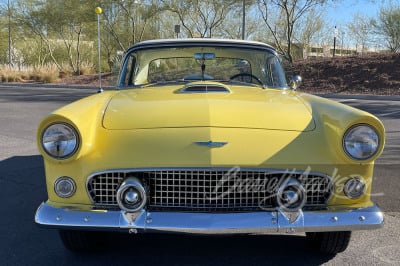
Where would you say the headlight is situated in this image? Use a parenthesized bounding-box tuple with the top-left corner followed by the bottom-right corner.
(343, 124, 379, 160)
(42, 123, 79, 159)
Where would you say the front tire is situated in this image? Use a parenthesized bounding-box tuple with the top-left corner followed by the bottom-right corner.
(306, 231, 351, 254)
(59, 230, 106, 252)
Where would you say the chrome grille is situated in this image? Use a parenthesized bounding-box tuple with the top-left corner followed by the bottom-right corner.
(146, 170, 274, 211)
(87, 169, 332, 211)
(87, 172, 124, 206)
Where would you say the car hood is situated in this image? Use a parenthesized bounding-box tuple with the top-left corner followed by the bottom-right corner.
(102, 85, 315, 131)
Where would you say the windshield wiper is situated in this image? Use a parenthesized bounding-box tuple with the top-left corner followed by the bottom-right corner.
(221, 80, 266, 89)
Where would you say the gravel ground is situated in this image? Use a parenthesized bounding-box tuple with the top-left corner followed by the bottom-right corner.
(292, 53, 400, 96)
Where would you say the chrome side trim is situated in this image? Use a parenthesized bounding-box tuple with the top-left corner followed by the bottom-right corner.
(35, 203, 383, 234)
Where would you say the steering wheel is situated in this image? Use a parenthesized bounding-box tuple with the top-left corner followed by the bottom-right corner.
(229, 73, 263, 85)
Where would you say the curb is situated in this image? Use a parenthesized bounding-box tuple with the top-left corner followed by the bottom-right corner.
(0, 82, 113, 90)
(315, 93, 400, 101)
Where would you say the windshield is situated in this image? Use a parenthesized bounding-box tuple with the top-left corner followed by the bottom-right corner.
(118, 46, 288, 89)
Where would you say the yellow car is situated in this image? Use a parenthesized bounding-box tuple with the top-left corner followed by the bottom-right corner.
(35, 39, 385, 254)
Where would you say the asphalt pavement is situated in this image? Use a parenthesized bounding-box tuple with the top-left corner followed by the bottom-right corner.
(0, 84, 399, 265)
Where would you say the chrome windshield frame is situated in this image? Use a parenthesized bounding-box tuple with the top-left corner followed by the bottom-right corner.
(116, 39, 288, 90)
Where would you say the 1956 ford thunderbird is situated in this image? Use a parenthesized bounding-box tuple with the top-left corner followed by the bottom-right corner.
(35, 39, 385, 254)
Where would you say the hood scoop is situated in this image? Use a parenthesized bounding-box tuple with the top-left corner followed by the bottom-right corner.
(180, 84, 230, 93)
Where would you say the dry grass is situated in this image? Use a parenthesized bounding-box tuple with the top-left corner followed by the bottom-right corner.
(60, 61, 95, 76)
(0, 65, 22, 82)
(34, 64, 59, 83)
(0, 62, 95, 84)
(0, 64, 59, 83)
(79, 61, 95, 75)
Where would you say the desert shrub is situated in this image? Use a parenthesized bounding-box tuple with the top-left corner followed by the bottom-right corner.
(30, 64, 59, 83)
(60, 63, 73, 77)
(0, 65, 19, 82)
(0, 63, 62, 83)
(79, 61, 95, 75)
(41, 64, 59, 83)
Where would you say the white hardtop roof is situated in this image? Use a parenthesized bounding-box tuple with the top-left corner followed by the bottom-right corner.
(128, 38, 276, 52)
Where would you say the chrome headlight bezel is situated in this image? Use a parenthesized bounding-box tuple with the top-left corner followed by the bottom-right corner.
(41, 123, 80, 159)
(343, 124, 380, 161)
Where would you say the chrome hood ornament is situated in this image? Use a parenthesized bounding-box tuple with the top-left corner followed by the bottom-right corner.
(194, 141, 228, 148)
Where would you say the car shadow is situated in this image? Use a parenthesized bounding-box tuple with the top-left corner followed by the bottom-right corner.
(78, 233, 337, 266)
(0, 155, 336, 265)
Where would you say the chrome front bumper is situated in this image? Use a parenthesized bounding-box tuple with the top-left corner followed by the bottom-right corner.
(35, 202, 383, 234)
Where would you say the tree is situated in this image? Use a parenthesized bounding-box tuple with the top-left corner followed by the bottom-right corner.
(98, 0, 162, 72)
(371, 4, 400, 52)
(14, 0, 97, 73)
(0, 0, 19, 65)
(112, 1, 160, 47)
(14, 0, 62, 68)
(0, 2, 9, 64)
(296, 8, 324, 56)
(257, 0, 329, 62)
(347, 14, 374, 54)
(216, 1, 259, 39)
(44, 0, 97, 74)
(162, 0, 243, 38)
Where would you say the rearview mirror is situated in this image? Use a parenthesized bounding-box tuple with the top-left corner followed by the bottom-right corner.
(194, 53, 216, 60)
